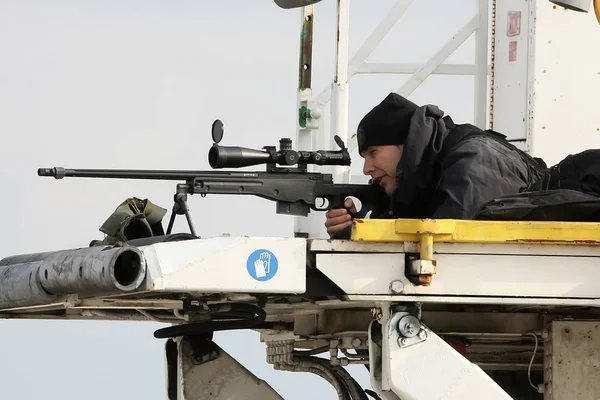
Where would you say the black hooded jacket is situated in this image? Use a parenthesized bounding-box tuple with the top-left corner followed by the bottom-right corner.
(371, 104, 546, 220)
(344, 103, 546, 230)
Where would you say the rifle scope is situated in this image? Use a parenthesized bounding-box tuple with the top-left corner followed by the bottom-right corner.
(208, 137, 351, 169)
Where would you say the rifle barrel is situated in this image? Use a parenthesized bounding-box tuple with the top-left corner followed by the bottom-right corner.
(37, 167, 234, 181)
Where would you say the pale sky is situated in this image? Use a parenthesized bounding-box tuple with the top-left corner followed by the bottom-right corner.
(0, 1, 477, 398)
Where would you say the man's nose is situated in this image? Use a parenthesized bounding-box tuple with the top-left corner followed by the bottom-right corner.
(363, 159, 374, 175)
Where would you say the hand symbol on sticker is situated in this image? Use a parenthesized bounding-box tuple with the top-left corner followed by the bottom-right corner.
(254, 259, 267, 278)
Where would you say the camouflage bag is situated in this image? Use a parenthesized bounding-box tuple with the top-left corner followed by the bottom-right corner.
(90, 197, 167, 246)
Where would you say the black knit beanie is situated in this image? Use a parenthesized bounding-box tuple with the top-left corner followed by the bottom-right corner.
(357, 92, 419, 154)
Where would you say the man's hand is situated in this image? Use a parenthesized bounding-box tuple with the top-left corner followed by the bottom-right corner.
(325, 198, 357, 238)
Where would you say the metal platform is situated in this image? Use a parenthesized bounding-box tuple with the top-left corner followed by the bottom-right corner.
(313, 218, 600, 305)
(2, 218, 600, 399)
(2, 218, 600, 324)
(2, 218, 600, 315)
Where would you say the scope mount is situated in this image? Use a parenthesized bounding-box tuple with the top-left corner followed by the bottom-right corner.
(261, 136, 347, 173)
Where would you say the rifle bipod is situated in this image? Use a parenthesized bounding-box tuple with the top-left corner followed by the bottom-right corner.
(166, 184, 198, 237)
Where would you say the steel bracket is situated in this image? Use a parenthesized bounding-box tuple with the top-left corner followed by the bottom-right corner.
(298, 94, 323, 131)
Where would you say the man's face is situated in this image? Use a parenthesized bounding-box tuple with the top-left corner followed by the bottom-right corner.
(361, 144, 403, 196)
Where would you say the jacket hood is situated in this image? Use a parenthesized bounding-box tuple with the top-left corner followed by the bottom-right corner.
(389, 104, 453, 217)
(357, 92, 419, 154)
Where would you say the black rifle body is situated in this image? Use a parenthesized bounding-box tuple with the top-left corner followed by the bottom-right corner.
(38, 167, 388, 217)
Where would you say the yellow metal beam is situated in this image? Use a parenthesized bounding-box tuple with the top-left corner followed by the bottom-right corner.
(350, 218, 600, 245)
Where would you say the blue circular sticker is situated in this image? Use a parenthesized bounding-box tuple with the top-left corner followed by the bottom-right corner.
(246, 249, 278, 282)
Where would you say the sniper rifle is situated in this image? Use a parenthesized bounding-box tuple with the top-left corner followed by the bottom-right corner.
(37, 119, 388, 236)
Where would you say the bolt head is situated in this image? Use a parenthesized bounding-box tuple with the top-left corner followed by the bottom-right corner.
(542, 330, 549, 339)
(390, 280, 404, 294)
(398, 315, 421, 338)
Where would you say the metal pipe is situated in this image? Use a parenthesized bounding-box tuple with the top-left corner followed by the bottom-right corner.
(294, 4, 316, 239)
(298, 6, 314, 90)
(0, 261, 57, 308)
(475, 0, 490, 129)
(438, 332, 542, 338)
(331, 0, 350, 185)
(0, 245, 146, 307)
(476, 362, 544, 371)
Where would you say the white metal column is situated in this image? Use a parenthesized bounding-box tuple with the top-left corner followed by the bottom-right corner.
(294, 4, 319, 238)
(331, 0, 351, 185)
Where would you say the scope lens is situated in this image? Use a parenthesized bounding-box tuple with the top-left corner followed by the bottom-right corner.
(208, 146, 220, 168)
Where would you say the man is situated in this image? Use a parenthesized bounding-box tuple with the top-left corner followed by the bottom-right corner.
(325, 92, 546, 238)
